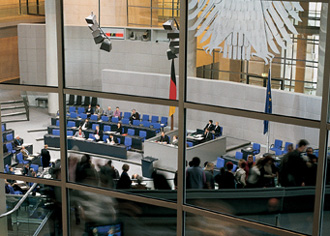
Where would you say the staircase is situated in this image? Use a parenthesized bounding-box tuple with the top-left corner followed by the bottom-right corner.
(0, 98, 29, 123)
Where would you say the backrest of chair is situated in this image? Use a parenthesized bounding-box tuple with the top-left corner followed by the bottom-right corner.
(91, 97, 97, 107)
(53, 129, 60, 135)
(92, 124, 99, 130)
(6, 142, 12, 151)
(30, 164, 39, 173)
(160, 116, 168, 126)
(69, 106, 76, 113)
(104, 125, 111, 132)
(17, 152, 23, 162)
(142, 114, 149, 121)
(274, 139, 283, 149)
(132, 120, 140, 126)
(127, 128, 135, 136)
(5, 164, 9, 173)
(83, 96, 90, 106)
(112, 117, 119, 123)
(67, 130, 74, 136)
(56, 120, 60, 126)
(275, 149, 283, 156)
(101, 116, 109, 122)
(117, 138, 121, 144)
(284, 142, 293, 151)
(91, 115, 98, 121)
(139, 130, 147, 138)
(253, 143, 260, 151)
(235, 152, 243, 160)
(2, 124, 5, 132)
(152, 123, 161, 129)
(216, 157, 225, 168)
(233, 164, 237, 172)
(6, 133, 13, 141)
(151, 115, 159, 123)
(121, 118, 130, 125)
(89, 133, 95, 140)
(67, 121, 76, 127)
(142, 121, 150, 127)
(70, 112, 78, 118)
(103, 135, 109, 142)
(79, 113, 87, 119)
(78, 107, 85, 114)
(124, 112, 131, 119)
(187, 141, 193, 147)
(125, 137, 132, 146)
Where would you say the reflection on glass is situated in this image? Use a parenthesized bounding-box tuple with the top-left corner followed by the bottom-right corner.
(185, 110, 318, 235)
(1, 91, 59, 180)
(2, 179, 62, 235)
(69, 189, 176, 235)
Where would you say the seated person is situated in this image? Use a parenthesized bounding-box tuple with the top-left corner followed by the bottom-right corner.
(115, 122, 123, 134)
(21, 146, 30, 159)
(106, 134, 118, 145)
(158, 131, 170, 144)
(104, 106, 113, 117)
(213, 122, 221, 136)
(74, 128, 85, 138)
(113, 106, 121, 118)
(129, 109, 140, 122)
(94, 104, 103, 119)
(204, 120, 215, 131)
(171, 135, 178, 146)
(203, 128, 213, 141)
(80, 118, 91, 130)
(93, 125, 103, 142)
(14, 135, 24, 147)
(85, 104, 93, 118)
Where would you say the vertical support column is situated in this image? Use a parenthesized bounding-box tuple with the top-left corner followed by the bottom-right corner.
(294, 2, 309, 93)
(45, 0, 59, 115)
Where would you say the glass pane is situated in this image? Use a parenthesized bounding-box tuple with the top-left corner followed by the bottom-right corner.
(1, 179, 62, 235)
(1, 90, 59, 180)
(53, 95, 178, 200)
(185, 109, 318, 235)
(322, 134, 330, 235)
(187, 1, 326, 120)
(186, 212, 278, 236)
(69, 189, 176, 235)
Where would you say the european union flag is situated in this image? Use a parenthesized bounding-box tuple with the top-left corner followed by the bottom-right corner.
(263, 69, 272, 134)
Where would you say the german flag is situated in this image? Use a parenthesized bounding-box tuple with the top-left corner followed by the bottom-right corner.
(169, 59, 176, 117)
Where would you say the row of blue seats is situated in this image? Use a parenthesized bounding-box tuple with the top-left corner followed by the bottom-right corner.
(216, 155, 257, 171)
(270, 139, 293, 155)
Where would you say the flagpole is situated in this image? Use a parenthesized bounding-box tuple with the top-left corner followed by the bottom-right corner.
(267, 61, 272, 153)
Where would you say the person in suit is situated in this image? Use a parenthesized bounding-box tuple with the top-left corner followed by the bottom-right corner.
(80, 118, 91, 130)
(129, 109, 140, 123)
(116, 164, 132, 189)
(203, 128, 213, 142)
(94, 104, 103, 119)
(41, 144, 51, 168)
(104, 106, 113, 117)
(74, 128, 85, 138)
(93, 125, 103, 142)
(213, 121, 221, 137)
(14, 135, 23, 147)
(115, 122, 123, 134)
(204, 120, 215, 131)
(85, 104, 93, 118)
(107, 134, 118, 145)
(159, 131, 170, 144)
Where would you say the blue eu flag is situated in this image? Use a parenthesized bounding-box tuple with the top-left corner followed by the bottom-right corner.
(263, 69, 272, 134)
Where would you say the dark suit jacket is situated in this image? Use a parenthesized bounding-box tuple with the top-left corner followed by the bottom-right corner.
(214, 126, 221, 136)
(117, 172, 132, 189)
(130, 112, 140, 121)
(41, 149, 51, 167)
(14, 138, 23, 147)
(80, 121, 91, 130)
(107, 136, 118, 144)
(203, 132, 213, 141)
(94, 130, 103, 141)
(204, 123, 215, 131)
(115, 126, 123, 134)
(160, 135, 170, 144)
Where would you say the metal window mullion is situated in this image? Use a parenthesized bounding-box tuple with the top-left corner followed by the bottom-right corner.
(312, 3, 330, 236)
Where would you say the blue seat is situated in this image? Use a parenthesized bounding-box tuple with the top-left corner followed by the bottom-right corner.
(124, 112, 131, 119)
(92, 124, 99, 130)
(89, 133, 95, 140)
(216, 157, 225, 168)
(112, 117, 119, 123)
(139, 130, 147, 141)
(220, 127, 223, 136)
(52, 129, 60, 136)
(67, 121, 76, 128)
(2, 124, 5, 132)
(6, 133, 13, 142)
(124, 137, 132, 150)
(141, 121, 150, 128)
(151, 123, 161, 133)
(127, 128, 135, 136)
(160, 116, 168, 127)
(132, 120, 140, 126)
(78, 107, 85, 114)
(67, 130, 74, 136)
(8, 184, 22, 195)
(17, 152, 29, 164)
(314, 149, 319, 157)
(142, 114, 149, 121)
(70, 112, 78, 118)
(117, 138, 121, 144)
(235, 152, 243, 160)
(151, 115, 159, 123)
(232, 164, 237, 172)
(270, 139, 283, 152)
(91, 114, 98, 121)
(101, 116, 109, 122)
(6, 142, 15, 154)
(79, 113, 87, 119)
(56, 120, 60, 126)
(187, 141, 193, 147)
(103, 135, 109, 142)
(252, 143, 261, 155)
(121, 118, 130, 125)
(30, 164, 39, 173)
(5, 164, 10, 173)
(104, 125, 111, 132)
(283, 142, 293, 154)
(69, 106, 76, 113)
(274, 149, 283, 156)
